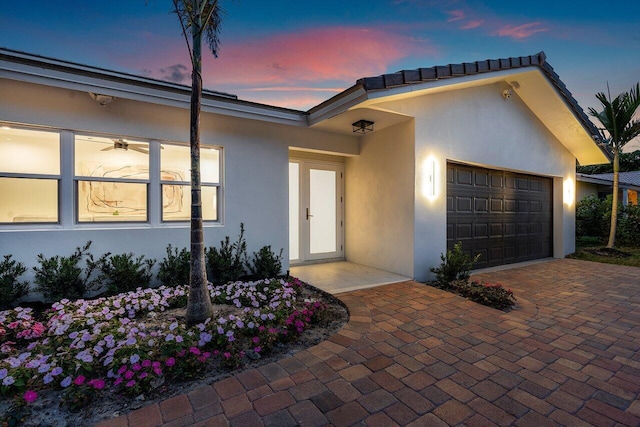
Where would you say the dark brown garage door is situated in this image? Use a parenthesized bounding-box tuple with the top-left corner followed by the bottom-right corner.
(447, 162, 553, 269)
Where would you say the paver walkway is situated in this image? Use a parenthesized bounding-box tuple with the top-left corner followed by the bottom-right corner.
(98, 259, 640, 426)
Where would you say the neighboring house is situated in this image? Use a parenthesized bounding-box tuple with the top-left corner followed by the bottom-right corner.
(577, 172, 640, 206)
(0, 49, 609, 282)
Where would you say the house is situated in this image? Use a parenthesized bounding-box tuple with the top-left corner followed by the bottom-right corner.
(577, 172, 640, 206)
(0, 49, 609, 283)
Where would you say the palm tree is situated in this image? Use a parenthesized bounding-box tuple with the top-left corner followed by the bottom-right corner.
(172, 0, 223, 325)
(588, 83, 640, 248)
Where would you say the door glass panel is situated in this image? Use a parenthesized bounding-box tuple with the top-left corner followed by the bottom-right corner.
(309, 169, 336, 254)
(289, 163, 300, 260)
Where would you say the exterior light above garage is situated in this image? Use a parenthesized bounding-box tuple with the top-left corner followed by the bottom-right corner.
(563, 177, 574, 206)
(422, 156, 439, 200)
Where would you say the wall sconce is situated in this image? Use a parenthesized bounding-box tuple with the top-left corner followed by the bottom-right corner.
(89, 92, 116, 106)
(352, 120, 374, 134)
(422, 156, 438, 200)
(502, 89, 513, 100)
(563, 177, 574, 207)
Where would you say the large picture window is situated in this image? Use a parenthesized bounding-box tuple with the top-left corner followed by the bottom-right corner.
(75, 135, 149, 222)
(0, 127, 60, 223)
(161, 144, 220, 221)
(0, 126, 222, 228)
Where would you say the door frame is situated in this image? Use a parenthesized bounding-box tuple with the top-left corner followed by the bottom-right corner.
(289, 158, 344, 265)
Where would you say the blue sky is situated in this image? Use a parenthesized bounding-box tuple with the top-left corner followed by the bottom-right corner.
(1, 0, 639, 143)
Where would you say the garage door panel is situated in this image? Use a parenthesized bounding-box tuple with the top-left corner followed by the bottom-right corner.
(475, 198, 489, 212)
(447, 162, 553, 268)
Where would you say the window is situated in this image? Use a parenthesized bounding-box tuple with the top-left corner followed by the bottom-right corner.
(160, 144, 220, 221)
(75, 135, 149, 222)
(1, 126, 222, 228)
(0, 127, 60, 223)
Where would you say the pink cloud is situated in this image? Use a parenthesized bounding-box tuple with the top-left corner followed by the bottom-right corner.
(123, 26, 437, 109)
(460, 19, 484, 30)
(199, 26, 436, 87)
(494, 22, 549, 40)
(447, 9, 465, 22)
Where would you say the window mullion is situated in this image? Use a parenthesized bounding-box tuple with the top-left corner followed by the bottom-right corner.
(60, 130, 74, 228)
(149, 140, 161, 226)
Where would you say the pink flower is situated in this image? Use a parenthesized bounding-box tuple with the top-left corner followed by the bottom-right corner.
(117, 365, 127, 375)
(153, 367, 162, 376)
(223, 352, 231, 359)
(165, 357, 176, 367)
(132, 363, 142, 372)
(73, 375, 86, 386)
(189, 347, 201, 356)
(141, 359, 152, 368)
(139, 372, 148, 379)
(88, 379, 105, 390)
(114, 378, 123, 386)
(126, 380, 136, 387)
(23, 390, 38, 403)
(252, 336, 260, 343)
(124, 370, 134, 380)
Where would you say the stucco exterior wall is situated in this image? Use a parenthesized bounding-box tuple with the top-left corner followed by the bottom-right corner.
(0, 79, 356, 285)
(344, 121, 415, 277)
(577, 181, 599, 201)
(377, 82, 577, 281)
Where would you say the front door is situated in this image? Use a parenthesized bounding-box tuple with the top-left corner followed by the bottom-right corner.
(289, 160, 344, 263)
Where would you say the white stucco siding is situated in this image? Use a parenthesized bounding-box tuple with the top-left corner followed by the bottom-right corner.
(345, 121, 415, 277)
(378, 83, 577, 280)
(0, 79, 354, 285)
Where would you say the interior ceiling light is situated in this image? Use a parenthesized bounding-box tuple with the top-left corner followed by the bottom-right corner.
(352, 119, 374, 134)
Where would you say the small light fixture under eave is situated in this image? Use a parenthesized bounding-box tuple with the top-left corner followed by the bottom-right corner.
(352, 120, 374, 134)
(563, 177, 574, 207)
(422, 156, 439, 200)
(89, 92, 116, 106)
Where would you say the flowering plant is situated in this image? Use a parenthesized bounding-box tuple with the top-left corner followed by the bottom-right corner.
(0, 277, 327, 410)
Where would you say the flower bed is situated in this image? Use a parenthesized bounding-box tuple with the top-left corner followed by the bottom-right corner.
(448, 280, 516, 311)
(0, 277, 335, 422)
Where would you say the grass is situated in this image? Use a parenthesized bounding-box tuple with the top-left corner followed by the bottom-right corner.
(568, 239, 640, 267)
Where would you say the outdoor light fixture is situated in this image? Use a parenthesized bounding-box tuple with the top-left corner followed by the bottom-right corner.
(502, 89, 513, 99)
(422, 156, 438, 200)
(89, 92, 116, 106)
(352, 120, 374, 134)
(563, 177, 574, 207)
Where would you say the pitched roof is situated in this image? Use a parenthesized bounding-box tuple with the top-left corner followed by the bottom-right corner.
(355, 51, 603, 145)
(579, 171, 640, 187)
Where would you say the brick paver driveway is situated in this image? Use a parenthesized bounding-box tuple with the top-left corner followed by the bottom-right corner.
(99, 259, 640, 426)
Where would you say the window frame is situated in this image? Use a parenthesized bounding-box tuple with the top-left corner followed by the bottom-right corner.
(0, 126, 62, 225)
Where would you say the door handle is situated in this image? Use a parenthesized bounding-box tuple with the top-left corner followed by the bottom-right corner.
(306, 208, 313, 220)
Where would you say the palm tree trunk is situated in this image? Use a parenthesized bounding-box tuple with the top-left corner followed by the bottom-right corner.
(186, 3, 214, 325)
(607, 149, 620, 248)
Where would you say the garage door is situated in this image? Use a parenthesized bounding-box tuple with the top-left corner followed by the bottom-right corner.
(447, 162, 553, 269)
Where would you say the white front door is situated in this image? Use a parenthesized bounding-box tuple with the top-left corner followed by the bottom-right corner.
(289, 160, 344, 263)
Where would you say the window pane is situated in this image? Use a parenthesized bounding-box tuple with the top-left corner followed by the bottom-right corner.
(78, 181, 147, 222)
(0, 178, 58, 223)
(0, 128, 60, 174)
(161, 144, 220, 183)
(162, 184, 217, 221)
(75, 135, 149, 179)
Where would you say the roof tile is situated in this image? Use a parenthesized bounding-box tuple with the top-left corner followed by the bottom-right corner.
(420, 67, 437, 81)
(435, 65, 452, 78)
(451, 63, 465, 76)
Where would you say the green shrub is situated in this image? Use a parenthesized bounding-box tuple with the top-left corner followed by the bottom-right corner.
(430, 242, 480, 289)
(158, 245, 190, 287)
(618, 204, 640, 247)
(451, 280, 516, 310)
(576, 195, 608, 240)
(91, 252, 155, 296)
(206, 223, 248, 285)
(0, 255, 29, 310)
(33, 242, 97, 302)
(247, 246, 283, 280)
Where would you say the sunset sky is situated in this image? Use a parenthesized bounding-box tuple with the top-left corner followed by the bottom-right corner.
(1, 0, 639, 140)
